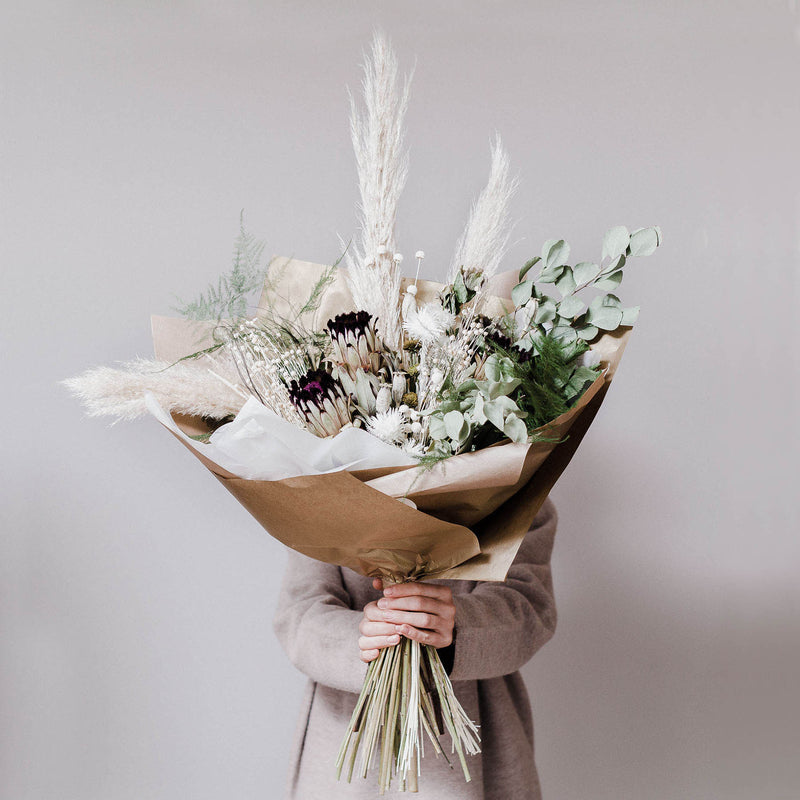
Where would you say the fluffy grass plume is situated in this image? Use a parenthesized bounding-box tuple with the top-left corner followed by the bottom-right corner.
(63, 358, 246, 422)
(344, 31, 411, 349)
(449, 136, 518, 284)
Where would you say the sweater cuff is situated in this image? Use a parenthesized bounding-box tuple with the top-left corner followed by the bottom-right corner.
(447, 593, 484, 681)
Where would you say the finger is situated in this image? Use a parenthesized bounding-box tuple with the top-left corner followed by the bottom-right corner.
(378, 595, 454, 619)
(383, 582, 452, 602)
(382, 609, 446, 632)
(359, 619, 398, 637)
(363, 601, 386, 622)
(360, 648, 379, 663)
(396, 624, 451, 648)
(359, 633, 400, 652)
(372, 578, 383, 591)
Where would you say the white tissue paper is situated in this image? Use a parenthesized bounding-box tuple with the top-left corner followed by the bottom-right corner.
(145, 394, 417, 481)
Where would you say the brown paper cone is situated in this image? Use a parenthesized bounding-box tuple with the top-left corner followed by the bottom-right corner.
(151, 258, 632, 582)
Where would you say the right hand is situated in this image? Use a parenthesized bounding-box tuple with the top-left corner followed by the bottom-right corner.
(358, 578, 401, 663)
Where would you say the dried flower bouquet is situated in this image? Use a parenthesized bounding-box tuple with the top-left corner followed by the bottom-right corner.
(66, 33, 660, 794)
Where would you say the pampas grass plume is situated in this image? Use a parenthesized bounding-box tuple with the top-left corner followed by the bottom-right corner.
(62, 358, 246, 423)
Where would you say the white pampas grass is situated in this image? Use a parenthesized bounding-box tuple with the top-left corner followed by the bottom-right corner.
(344, 32, 412, 349)
(63, 358, 247, 422)
(449, 137, 518, 285)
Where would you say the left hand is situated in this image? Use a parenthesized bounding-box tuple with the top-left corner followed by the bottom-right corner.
(370, 578, 456, 649)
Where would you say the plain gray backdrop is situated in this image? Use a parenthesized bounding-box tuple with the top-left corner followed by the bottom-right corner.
(2, 2, 798, 798)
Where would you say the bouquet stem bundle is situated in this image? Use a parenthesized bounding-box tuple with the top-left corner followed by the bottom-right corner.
(336, 635, 480, 794)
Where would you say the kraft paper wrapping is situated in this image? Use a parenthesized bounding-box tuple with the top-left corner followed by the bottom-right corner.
(151, 257, 631, 581)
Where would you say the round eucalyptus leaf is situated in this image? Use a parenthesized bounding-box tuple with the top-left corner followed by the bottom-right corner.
(504, 415, 528, 444)
(542, 238, 571, 269)
(587, 305, 623, 330)
(600, 253, 626, 276)
(428, 414, 447, 440)
(534, 300, 557, 325)
(621, 305, 640, 325)
(558, 295, 585, 318)
(594, 271, 623, 291)
(518, 256, 541, 281)
(572, 261, 600, 287)
(577, 324, 599, 340)
(602, 226, 630, 260)
(511, 280, 534, 307)
(555, 267, 577, 297)
(628, 227, 660, 257)
(551, 325, 578, 343)
(444, 410, 467, 442)
(538, 265, 565, 284)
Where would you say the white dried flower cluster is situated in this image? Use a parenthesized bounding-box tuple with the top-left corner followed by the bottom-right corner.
(403, 302, 456, 344)
(415, 317, 485, 415)
(366, 403, 425, 455)
(366, 407, 410, 445)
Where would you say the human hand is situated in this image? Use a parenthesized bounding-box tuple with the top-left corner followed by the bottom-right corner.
(358, 579, 456, 663)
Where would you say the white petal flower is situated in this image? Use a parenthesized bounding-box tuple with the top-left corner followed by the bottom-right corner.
(403, 302, 456, 343)
(402, 439, 427, 457)
(366, 408, 409, 445)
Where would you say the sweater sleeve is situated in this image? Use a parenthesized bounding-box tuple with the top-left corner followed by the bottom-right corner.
(272, 549, 368, 695)
(448, 498, 558, 681)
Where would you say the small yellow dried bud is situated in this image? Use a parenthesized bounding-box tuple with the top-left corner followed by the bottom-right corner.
(401, 392, 418, 409)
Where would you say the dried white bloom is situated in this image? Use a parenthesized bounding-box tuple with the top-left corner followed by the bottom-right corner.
(402, 438, 426, 457)
(391, 372, 406, 404)
(403, 302, 456, 344)
(375, 385, 392, 414)
(366, 408, 409, 445)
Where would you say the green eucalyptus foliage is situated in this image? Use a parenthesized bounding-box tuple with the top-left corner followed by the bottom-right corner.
(510, 225, 661, 348)
(427, 224, 659, 456)
(424, 354, 528, 456)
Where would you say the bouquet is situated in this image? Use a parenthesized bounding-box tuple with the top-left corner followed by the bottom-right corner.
(65, 34, 660, 794)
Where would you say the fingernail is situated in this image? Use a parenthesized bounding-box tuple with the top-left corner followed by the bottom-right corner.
(390, 634, 400, 643)
(384, 586, 394, 596)
(377, 599, 387, 609)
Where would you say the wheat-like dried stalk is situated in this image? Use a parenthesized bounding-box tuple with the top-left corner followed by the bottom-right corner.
(344, 32, 411, 350)
(449, 136, 518, 285)
(62, 357, 247, 422)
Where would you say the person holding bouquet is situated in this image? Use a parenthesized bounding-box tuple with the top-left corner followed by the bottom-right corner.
(273, 498, 558, 799)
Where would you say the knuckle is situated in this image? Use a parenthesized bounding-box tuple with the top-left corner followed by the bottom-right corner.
(420, 613, 432, 628)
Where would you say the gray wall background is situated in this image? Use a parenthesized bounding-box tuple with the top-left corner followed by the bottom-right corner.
(2, 2, 798, 798)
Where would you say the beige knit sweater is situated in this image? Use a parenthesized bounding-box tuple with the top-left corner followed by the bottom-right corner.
(273, 498, 558, 799)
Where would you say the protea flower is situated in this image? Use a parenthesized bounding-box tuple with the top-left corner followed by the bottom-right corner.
(326, 311, 383, 375)
(288, 370, 352, 437)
